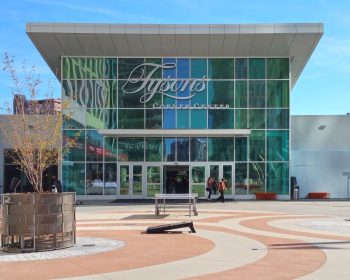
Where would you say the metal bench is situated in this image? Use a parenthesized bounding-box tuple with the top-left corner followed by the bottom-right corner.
(146, 221, 196, 233)
(154, 193, 198, 217)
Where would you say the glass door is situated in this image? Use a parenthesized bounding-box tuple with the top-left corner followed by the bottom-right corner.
(209, 164, 234, 198)
(146, 165, 162, 198)
(190, 165, 206, 197)
(119, 164, 143, 197)
(119, 165, 130, 195)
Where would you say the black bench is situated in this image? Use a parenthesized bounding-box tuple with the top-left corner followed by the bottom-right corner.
(146, 221, 196, 234)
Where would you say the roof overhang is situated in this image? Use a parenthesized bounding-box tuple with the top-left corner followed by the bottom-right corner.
(26, 23, 323, 88)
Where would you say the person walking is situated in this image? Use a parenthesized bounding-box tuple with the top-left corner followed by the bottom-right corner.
(206, 176, 214, 200)
(217, 178, 226, 203)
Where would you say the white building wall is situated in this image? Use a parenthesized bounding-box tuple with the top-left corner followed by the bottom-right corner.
(291, 115, 350, 198)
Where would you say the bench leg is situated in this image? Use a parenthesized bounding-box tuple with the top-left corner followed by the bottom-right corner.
(155, 199, 159, 215)
(193, 198, 198, 216)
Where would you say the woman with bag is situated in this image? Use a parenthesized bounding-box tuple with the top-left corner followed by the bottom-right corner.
(217, 178, 226, 202)
(206, 177, 214, 200)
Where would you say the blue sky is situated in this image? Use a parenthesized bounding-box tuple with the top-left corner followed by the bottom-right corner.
(0, 0, 349, 115)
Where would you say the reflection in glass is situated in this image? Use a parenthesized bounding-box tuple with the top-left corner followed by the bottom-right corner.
(86, 58, 104, 79)
(63, 57, 85, 79)
(147, 166, 161, 197)
(86, 108, 104, 129)
(118, 109, 144, 129)
(177, 58, 189, 78)
(267, 80, 289, 108)
(177, 138, 189, 161)
(163, 138, 176, 161)
(267, 130, 289, 161)
(163, 109, 176, 128)
(267, 109, 289, 129)
(208, 138, 234, 161)
(190, 137, 207, 161)
(120, 165, 129, 195)
(86, 163, 103, 195)
(267, 58, 289, 79)
(192, 166, 205, 197)
(118, 80, 145, 108)
(104, 58, 118, 79)
(235, 58, 247, 79)
(191, 110, 207, 129)
(63, 130, 85, 162)
(235, 81, 247, 108)
(177, 110, 189, 128)
(235, 109, 247, 129)
(86, 130, 104, 161)
(267, 162, 289, 194)
(104, 109, 118, 129)
(163, 58, 176, 78)
(235, 163, 248, 195)
(208, 109, 234, 129)
(191, 58, 207, 78)
(104, 163, 117, 195)
(249, 81, 265, 108)
(249, 163, 265, 194)
(103, 80, 117, 108)
(210, 165, 219, 180)
(146, 138, 162, 161)
(146, 109, 162, 129)
(85, 80, 105, 108)
(62, 162, 85, 195)
(133, 165, 143, 195)
(104, 137, 118, 162)
(249, 58, 265, 79)
(208, 58, 234, 79)
(249, 130, 265, 161)
(63, 109, 85, 129)
(249, 109, 265, 129)
(118, 138, 144, 161)
(118, 58, 144, 79)
(223, 165, 232, 194)
(208, 81, 234, 106)
(235, 137, 247, 161)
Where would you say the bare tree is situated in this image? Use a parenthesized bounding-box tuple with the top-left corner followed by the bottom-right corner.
(0, 52, 75, 192)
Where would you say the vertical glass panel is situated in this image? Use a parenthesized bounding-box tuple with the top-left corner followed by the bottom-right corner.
(177, 138, 189, 161)
(86, 58, 104, 79)
(249, 163, 265, 194)
(104, 137, 118, 162)
(118, 138, 144, 161)
(249, 109, 265, 129)
(147, 166, 161, 197)
(191, 58, 207, 78)
(249, 58, 265, 79)
(86, 108, 104, 129)
(63, 130, 85, 161)
(62, 80, 86, 108)
(118, 58, 144, 79)
(86, 130, 104, 161)
(104, 163, 117, 195)
(146, 109, 162, 129)
(63, 57, 85, 79)
(163, 58, 176, 78)
(267, 80, 289, 108)
(118, 80, 145, 108)
(118, 109, 144, 129)
(249, 130, 265, 161)
(62, 162, 85, 195)
(192, 166, 205, 197)
(164, 88, 176, 105)
(177, 110, 189, 128)
(133, 165, 143, 195)
(235, 137, 247, 161)
(208, 109, 234, 129)
(208, 138, 234, 161)
(267, 130, 289, 161)
(191, 110, 207, 129)
(163, 109, 176, 128)
(235, 80, 247, 108)
(249, 81, 265, 108)
(190, 82, 207, 105)
(104, 58, 118, 79)
(210, 165, 219, 180)
(208, 58, 234, 79)
(235, 163, 248, 195)
(177, 58, 189, 78)
(208, 81, 235, 106)
(104, 80, 118, 108)
(146, 58, 162, 78)
(235, 109, 248, 129)
(190, 137, 207, 161)
(267, 162, 289, 194)
(63, 109, 86, 129)
(267, 109, 289, 129)
(163, 138, 176, 161)
(146, 138, 162, 161)
(235, 58, 247, 79)
(85, 80, 105, 108)
(176, 81, 190, 106)
(267, 58, 289, 79)
(104, 109, 118, 129)
(86, 163, 103, 195)
(120, 165, 129, 195)
(223, 165, 232, 194)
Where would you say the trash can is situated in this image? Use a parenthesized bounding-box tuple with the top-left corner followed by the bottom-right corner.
(292, 185, 299, 200)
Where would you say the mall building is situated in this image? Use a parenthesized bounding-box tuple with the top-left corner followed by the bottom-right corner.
(24, 23, 324, 199)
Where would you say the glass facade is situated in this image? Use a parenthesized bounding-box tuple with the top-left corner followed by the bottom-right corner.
(62, 57, 290, 198)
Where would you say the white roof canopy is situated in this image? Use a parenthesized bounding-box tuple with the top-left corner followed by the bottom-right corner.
(26, 23, 323, 88)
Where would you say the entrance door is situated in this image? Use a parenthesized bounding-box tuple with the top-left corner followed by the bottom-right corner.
(119, 164, 143, 197)
(209, 164, 234, 198)
(163, 165, 189, 194)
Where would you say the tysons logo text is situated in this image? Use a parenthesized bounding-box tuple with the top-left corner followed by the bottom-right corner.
(122, 63, 206, 103)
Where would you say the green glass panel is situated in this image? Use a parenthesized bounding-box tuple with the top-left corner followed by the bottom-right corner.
(191, 58, 207, 78)
(146, 109, 162, 129)
(118, 109, 144, 129)
(249, 81, 265, 108)
(235, 137, 247, 161)
(133, 165, 143, 195)
(62, 162, 85, 195)
(63, 109, 86, 129)
(86, 108, 104, 129)
(192, 184, 205, 197)
(104, 163, 117, 195)
(192, 166, 205, 183)
(104, 80, 118, 108)
(177, 138, 189, 161)
(235, 163, 248, 195)
(249, 58, 266, 79)
(267, 130, 289, 161)
(177, 110, 189, 129)
(249, 163, 265, 194)
(208, 138, 234, 161)
(86, 130, 103, 161)
(86, 163, 103, 195)
(118, 138, 144, 162)
(191, 110, 207, 129)
(190, 137, 207, 161)
(104, 58, 118, 79)
(210, 165, 219, 179)
(118, 80, 144, 108)
(146, 58, 162, 78)
(147, 184, 160, 197)
(146, 92, 162, 108)
(235, 58, 247, 79)
(267, 58, 289, 79)
(208, 109, 234, 129)
(104, 137, 118, 162)
(118, 58, 145, 79)
(267, 162, 289, 194)
(62, 80, 86, 108)
(86, 58, 103, 79)
(235, 81, 247, 108)
(208, 81, 234, 106)
(63, 130, 85, 161)
(147, 166, 161, 183)
(267, 109, 289, 129)
(104, 109, 118, 129)
(120, 165, 129, 195)
(267, 80, 289, 108)
(235, 109, 247, 129)
(146, 138, 162, 161)
(190, 83, 207, 106)
(85, 80, 105, 108)
(249, 130, 265, 161)
(223, 165, 233, 194)
(249, 109, 265, 129)
(63, 57, 85, 79)
(208, 58, 234, 79)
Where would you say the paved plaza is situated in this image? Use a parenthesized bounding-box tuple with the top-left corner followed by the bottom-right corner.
(1, 200, 350, 279)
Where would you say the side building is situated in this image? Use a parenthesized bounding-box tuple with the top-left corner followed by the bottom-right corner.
(26, 23, 323, 199)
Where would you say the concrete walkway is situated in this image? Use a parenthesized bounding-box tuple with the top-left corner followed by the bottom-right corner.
(1, 200, 350, 279)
